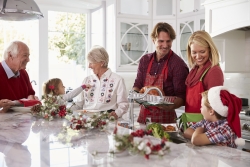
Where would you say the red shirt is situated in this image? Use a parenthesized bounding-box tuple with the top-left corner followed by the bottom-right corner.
(133, 51, 189, 100)
(0, 63, 35, 100)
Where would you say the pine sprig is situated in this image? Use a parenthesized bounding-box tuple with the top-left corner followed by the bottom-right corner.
(113, 129, 170, 159)
(31, 94, 73, 120)
(69, 111, 115, 130)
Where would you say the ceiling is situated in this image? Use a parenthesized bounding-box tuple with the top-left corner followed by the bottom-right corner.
(35, 0, 103, 10)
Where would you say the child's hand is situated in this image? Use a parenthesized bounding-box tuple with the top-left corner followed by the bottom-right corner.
(82, 84, 91, 91)
(109, 111, 118, 120)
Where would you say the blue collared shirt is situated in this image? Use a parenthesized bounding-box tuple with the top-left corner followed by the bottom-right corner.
(1, 61, 20, 79)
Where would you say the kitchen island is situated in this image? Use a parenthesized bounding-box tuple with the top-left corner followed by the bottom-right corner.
(0, 111, 249, 167)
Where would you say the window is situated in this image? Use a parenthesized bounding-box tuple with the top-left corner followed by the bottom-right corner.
(48, 11, 86, 91)
(0, 20, 39, 94)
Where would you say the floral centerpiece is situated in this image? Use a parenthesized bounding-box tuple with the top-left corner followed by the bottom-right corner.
(111, 128, 170, 159)
(31, 95, 73, 121)
(69, 111, 115, 131)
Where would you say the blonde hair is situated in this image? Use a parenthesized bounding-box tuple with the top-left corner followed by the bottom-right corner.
(151, 22, 176, 41)
(187, 31, 220, 68)
(201, 90, 225, 119)
(43, 78, 62, 96)
(87, 45, 109, 67)
(201, 91, 212, 110)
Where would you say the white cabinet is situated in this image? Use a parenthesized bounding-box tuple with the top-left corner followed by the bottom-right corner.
(177, 14, 205, 63)
(116, 0, 152, 19)
(204, 0, 250, 37)
(117, 18, 152, 71)
(153, 0, 176, 19)
(106, 0, 205, 71)
(203, 0, 250, 73)
(177, 0, 205, 17)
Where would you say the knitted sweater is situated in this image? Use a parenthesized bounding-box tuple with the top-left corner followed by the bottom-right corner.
(0, 63, 35, 100)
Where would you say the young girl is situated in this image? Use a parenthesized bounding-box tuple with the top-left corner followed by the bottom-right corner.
(43, 78, 90, 105)
(183, 86, 245, 148)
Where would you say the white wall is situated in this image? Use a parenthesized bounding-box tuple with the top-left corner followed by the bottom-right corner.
(223, 31, 250, 100)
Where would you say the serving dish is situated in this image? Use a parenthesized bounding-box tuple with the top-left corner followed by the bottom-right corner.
(161, 123, 178, 132)
(135, 99, 174, 107)
(74, 109, 101, 117)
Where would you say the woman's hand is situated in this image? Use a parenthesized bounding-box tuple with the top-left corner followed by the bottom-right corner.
(109, 111, 118, 120)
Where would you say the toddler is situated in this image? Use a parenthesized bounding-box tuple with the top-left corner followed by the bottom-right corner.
(184, 86, 245, 148)
(43, 78, 90, 105)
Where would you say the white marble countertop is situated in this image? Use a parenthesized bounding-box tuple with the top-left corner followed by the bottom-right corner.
(0, 111, 250, 167)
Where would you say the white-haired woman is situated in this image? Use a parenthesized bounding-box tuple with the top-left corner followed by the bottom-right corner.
(72, 45, 129, 119)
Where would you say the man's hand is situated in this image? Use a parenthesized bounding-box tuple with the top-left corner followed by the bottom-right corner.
(0, 99, 12, 113)
(27, 95, 39, 100)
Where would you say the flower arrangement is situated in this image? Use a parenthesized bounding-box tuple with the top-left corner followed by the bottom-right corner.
(69, 111, 115, 131)
(31, 95, 73, 121)
(113, 129, 170, 159)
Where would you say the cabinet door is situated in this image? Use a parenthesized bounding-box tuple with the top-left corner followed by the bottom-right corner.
(177, 0, 205, 17)
(177, 15, 205, 63)
(153, 0, 176, 19)
(117, 0, 152, 19)
(116, 18, 152, 72)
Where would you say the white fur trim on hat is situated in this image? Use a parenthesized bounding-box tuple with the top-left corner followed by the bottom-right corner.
(235, 138, 245, 146)
(208, 86, 228, 117)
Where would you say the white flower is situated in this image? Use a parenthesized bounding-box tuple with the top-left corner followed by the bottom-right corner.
(115, 141, 122, 147)
(49, 116, 53, 121)
(144, 146, 151, 155)
(138, 142, 146, 150)
(163, 141, 169, 149)
(86, 123, 92, 128)
(158, 150, 164, 156)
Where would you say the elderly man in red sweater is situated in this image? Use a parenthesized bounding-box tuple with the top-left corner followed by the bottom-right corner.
(0, 41, 38, 112)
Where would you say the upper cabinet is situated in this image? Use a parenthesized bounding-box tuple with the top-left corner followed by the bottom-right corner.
(177, 14, 205, 63)
(203, 0, 250, 37)
(203, 0, 250, 73)
(116, 0, 152, 19)
(117, 18, 151, 71)
(106, 0, 205, 72)
(177, 0, 205, 17)
(153, 0, 176, 19)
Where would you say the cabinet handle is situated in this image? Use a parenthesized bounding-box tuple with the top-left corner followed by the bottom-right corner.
(173, 14, 175, 16)
(193, 10, 195, 12)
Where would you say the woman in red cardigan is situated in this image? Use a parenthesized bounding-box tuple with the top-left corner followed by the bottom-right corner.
(185, 31, 224, 114)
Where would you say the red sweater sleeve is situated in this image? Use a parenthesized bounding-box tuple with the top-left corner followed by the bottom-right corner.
(0, 65, 35, 100)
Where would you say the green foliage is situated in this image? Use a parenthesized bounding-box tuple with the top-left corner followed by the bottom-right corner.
(147, 123, 170, 139)
(49, 12, 86, 68)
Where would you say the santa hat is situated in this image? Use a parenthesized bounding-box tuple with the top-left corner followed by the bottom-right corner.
(208, 86, 245, 146)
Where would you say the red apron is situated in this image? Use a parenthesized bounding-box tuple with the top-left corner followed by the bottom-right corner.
(137, 50, 176, 124)
(185, 67, 211, 113)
